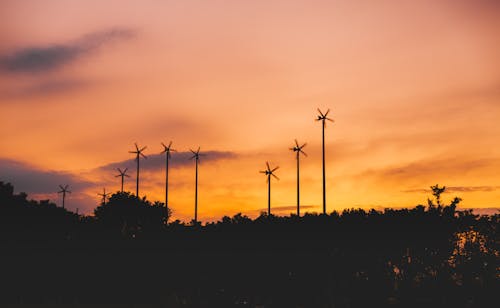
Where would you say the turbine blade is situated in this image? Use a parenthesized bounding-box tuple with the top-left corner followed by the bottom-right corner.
(140, 153, 147, 159)
(135, 143, 139, 150)
(325, 109, 330, 116)
(168, 141, 172, 148)
(266, 161, 270, 171)
(295, 139, 299, 147)
(272, 174, 280, 181)
(300, 150, 308, 157)
(140, 146, 147, 152)
(271, 166, 279, 172)
(317, 108, 324, 116)
(124, 168, 128, 173)
(300, 142, 307, 149)
(327, 117, 334, 122)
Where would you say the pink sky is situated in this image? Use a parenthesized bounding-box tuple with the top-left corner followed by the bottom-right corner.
(1, 0, 499, 220)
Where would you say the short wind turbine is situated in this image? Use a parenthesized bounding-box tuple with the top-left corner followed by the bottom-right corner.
(58, 185, 71, 209)
(290, 139, 307, 216)
(115, 168, 129, 192)
(160, 141, 176, 208)
(190, 147, 203, 223)
(98, 188, 110, 205)
(316, 108, 333, 214)
(260, 162, 279, 215)
(129, 143, 147, 198)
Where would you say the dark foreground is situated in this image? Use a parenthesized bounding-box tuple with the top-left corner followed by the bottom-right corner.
(1, 183, 498, 307)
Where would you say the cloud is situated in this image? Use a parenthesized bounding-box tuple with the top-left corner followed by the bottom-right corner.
(0, 158, 93, 194)
(404, 186, 500, 193)
(0, 28, 135, 73)
(356, 157, 499, 182)
(98, 150, 237, 173)
(0, 79, 88, 99)
(256, 205, 317, 213)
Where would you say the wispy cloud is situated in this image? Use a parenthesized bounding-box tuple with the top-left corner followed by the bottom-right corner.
(98, 150, 237, 173)
(0, 28, 135, 73)
(256, 205, 317, 214)
(404, 186, 500, 193)
(0, 158, 93, 194)
(0, 79, 88, 99)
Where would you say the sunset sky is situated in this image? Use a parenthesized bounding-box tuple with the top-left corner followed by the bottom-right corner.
(1, 0, 499, 221)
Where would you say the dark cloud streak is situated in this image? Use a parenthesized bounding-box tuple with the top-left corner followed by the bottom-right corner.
(404, 186, 500, 193)
(0, 28, 135, 73)
(99, 151, 237, 173)
(0, 158, 93, 194)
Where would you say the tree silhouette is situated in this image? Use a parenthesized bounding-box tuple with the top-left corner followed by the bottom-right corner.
(94, 191, 171, 237)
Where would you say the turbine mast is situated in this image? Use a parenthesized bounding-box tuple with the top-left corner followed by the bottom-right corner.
(129, 143, 147, 198)
(316, 109, 333, 214)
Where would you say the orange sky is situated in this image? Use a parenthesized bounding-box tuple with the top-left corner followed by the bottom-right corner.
(1, 0, 499, 221)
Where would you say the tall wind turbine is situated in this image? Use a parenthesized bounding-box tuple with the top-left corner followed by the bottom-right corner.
(260, 162, 279, 215)
(160, 141, 176, 208)
(290, 139, 307, 216)
(316, 108, 333, 214)
(58, 185, 71, 209)
(129, 143, 147, 198)
(190, 147, 202, 223)
(98, 188, 110, 205)
(115, 168, 129, 192)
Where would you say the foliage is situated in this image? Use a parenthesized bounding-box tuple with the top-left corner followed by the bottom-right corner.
(94, 191, 171, 237)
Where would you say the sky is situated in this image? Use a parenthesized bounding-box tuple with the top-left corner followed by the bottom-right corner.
(1, 0, 499, 221)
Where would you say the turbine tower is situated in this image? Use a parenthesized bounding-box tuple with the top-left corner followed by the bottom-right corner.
(115, 168, 129, 192)
(260, 162, 279, 215)
(129, 143, 147, 198)
(58, 185, 71, 209)
(190, 147, 202, 223)
(98, 188, 110, 205)
(316, 108, 333, 214)
(160, 141, 176, 209)
(290, 139, 307, 216)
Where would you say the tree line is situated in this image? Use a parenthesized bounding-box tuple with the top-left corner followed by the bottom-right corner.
(0, 181, 498, 307)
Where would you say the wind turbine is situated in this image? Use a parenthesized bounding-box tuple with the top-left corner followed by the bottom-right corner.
(129, 143, 147, 198)
(316, 108, 333, 214)
(260, 162, 279, 215)
(58, 185, 71, 209)
(190, 147, 203, 223)
(160, 141, 176, 208)
(115, 168, 129, 192)
(290, 139, 307, 216)
(98, 188, 110, 205)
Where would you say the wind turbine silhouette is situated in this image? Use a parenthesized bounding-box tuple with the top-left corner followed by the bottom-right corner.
(58, 185, 71, 209)
(316, 108, 333, 214)
(115, 168, 129, 192)
(129, 143, 147, 198)
(260, 162, 279, 215)
(290, 139, 307, 216)
(98, 188, 110, 205)
(160, 141, 176, 209)
(190, 147, 203, 223)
